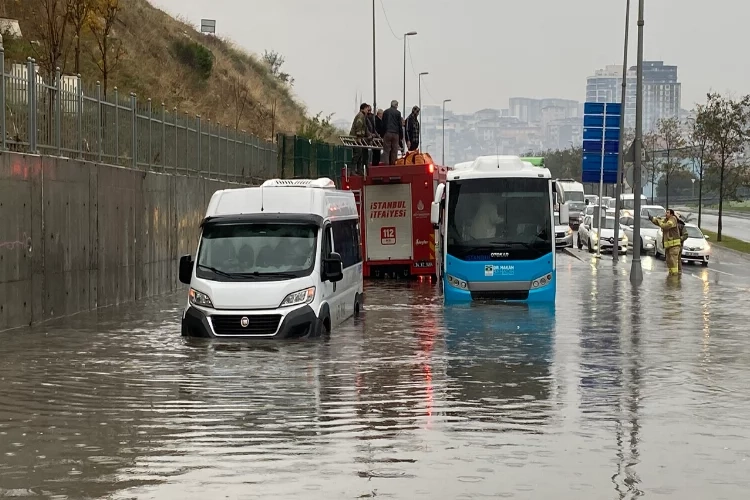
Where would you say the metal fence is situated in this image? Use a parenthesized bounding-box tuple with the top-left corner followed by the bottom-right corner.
(276, 134, 352, 186)
(1, 53, 277, 184)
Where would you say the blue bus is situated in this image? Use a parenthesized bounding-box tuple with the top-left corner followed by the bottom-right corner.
(431, 156, 567, 303)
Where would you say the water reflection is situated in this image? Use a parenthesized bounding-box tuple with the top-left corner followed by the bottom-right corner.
(577, 265, 623, 420)
(442, 303, 554, 432)
(3, 255, 750, 498)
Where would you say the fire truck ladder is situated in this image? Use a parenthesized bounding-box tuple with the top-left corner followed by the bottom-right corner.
(339, 135, 383, 149)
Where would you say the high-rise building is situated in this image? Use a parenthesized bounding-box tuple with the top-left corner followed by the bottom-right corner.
(586, 65, 624, 104)
(625, 61, 681, 131)
(585, 61, 681, 132)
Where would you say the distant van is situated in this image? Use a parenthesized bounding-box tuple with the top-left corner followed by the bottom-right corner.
(178, 178, 364, 339)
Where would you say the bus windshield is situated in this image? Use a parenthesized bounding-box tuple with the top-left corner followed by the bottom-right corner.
(446, 178, 552, 259)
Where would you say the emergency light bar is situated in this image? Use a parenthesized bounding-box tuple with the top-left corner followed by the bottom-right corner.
(261, 178, 336, 189)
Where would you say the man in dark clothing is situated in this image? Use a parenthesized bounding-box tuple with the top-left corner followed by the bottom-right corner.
(365, 105, 378, 167)
(405, 106, 420, 151)
(406, 106, 419, 151)
(350, 103, 370, 174)
(372, 108, 385, 166)
(381, 100, 403, 165)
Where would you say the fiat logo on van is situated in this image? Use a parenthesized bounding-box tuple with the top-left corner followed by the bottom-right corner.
(240, 317, 249, 327)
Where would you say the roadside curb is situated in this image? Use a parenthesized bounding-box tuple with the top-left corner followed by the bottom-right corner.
(562, 248, 583, 261)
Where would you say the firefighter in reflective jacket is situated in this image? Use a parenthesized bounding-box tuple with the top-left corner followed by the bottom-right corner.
(650, 209, 682, 276)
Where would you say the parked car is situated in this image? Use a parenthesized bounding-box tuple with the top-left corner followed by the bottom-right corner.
(656, 223, 710, 266)
(639, 205, 665, 219)
(578, 215, 628, 254)
(554, 212, 573, 248)
(620, 215, 659, 254)
(584, 194, 599, 206)
(583, 204, 615, 220)
(567, 201, 586, 229)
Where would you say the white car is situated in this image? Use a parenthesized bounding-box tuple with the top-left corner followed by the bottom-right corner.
(640, 205, 665, 219)
(583, 204, 615, 219)
(554, 212, 573, 248)
(656, 223, 711, 266)
(578, 215, 628, 254)
(620, 215, 659, 254)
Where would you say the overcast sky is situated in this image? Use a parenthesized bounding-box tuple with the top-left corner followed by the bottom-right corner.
(151, 0, 749, 121)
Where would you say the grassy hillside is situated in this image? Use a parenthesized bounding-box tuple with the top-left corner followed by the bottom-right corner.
(3, 0, 307, 140)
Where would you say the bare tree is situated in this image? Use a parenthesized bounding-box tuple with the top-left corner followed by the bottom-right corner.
(642, 131, 661, 203)
(229, 75, 249, 129)
(697, 92, 750, 241)
(656, 117, 686, 208)
(27, 0, 71, 76)
(686, 116, 709, 226)
(67, 0, 93, 75)
(89, 0, 124, 97)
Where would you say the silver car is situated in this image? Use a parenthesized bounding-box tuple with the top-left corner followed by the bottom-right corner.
(554, 212, 573, 248)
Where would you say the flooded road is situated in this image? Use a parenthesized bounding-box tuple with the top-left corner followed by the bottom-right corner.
(2, 253, 750, 499)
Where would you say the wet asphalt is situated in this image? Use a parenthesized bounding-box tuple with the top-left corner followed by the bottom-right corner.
(1, 247, 750, 499)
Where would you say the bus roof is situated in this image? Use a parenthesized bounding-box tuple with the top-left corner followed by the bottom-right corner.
(520, 156, 545, 167)
(447, 155, 551, 181)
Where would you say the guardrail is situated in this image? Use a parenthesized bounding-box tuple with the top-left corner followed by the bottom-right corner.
(0, 51, 277, 184)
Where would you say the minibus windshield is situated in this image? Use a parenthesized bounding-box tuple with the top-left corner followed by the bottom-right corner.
(196, 223, 317, 280)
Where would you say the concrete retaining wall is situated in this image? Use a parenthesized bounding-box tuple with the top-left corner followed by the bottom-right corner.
(0, 152, 240, 331)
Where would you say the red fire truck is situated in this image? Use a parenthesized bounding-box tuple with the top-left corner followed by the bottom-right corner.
(341, 151, 448, 279)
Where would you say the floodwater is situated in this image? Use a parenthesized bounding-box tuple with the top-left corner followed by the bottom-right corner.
(2, 252, 750, 499)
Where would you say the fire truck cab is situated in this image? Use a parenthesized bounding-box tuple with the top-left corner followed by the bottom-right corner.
(342, 152, 448, 279)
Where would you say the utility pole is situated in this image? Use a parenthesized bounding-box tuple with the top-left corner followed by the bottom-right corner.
(442, 99, 451, 166)
(372, 0, 376, 110)
(402, 31, 417, 152)
(418, 72, 428, 144)
(613, 0, 631, 263)
(630, 0, 645, 284)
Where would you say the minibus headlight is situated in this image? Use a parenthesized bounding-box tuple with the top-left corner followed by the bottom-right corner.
(280, 287, 316, 307)
(189, 288, 214, 308)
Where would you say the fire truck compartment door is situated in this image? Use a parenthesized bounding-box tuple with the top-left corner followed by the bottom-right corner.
(365, 184, 413, 261)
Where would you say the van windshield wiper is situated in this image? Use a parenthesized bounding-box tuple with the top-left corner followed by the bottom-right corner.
(197, 264, 236, 279)
(252, 271, 299, 278)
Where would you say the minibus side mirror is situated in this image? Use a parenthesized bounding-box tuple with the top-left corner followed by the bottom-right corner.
(323, 252, 344, 282)
(704, 234, 710, 240)
(179, 255, 194, 284)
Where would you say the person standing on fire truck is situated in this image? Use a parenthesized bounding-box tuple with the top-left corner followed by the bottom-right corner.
(405, 106, 420, 151)
(350, 103, 370, 174)
(382, 100, 403, 165)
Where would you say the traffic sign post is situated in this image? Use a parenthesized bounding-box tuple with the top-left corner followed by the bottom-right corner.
(582, 102, 621, 258)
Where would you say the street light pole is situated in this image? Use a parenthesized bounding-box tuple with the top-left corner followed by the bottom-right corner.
(403, 31, 417, 152)
(418, 72, 428, 115)
(372, 0, 376, 110)
(442, 99, 451, 165)
(630, 0, 645, 284)
(613, 0, 631, 263)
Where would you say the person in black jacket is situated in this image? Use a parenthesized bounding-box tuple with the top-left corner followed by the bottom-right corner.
(365, 105, 378, 167)
(381, 100, 403, 165)
(405, 106, 420, 151)
(372, 108, 385, 166)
